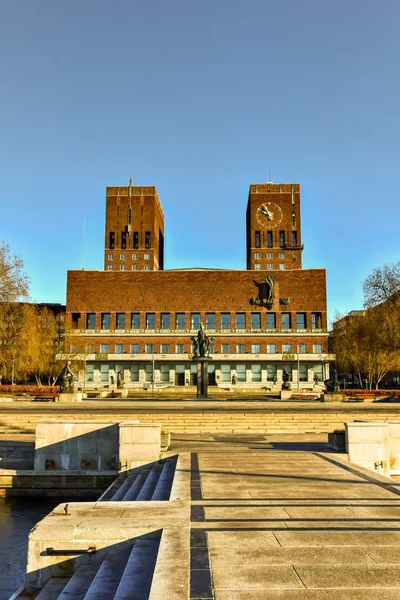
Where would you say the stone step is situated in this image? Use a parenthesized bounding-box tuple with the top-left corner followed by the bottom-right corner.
(135, 462, 164, 501)
(109, 474, 137, 501)
(83, 545, 133, 600)
(113, 535, 161, 600)
(34, 577, 70, 600)
(57, 565, 99, 600)
(121, 468, 150, 501)
(151, 456, 177, 501)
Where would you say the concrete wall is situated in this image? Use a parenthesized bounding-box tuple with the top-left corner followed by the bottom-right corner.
(34, 420, 161, 471)
(346, 421, 390, 476)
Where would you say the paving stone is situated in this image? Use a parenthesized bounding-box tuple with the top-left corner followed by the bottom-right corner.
(211, 564, 304, 590)
(295, 565, 400, 588)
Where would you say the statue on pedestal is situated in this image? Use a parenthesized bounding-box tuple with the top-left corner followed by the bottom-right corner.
(191, 323, 212, 358)
(59, 361, 74, 393)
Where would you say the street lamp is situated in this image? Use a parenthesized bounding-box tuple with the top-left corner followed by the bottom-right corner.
(297, 345, 300, 392)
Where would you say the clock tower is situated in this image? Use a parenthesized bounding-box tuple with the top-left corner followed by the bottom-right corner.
(246, 183, 303, 271)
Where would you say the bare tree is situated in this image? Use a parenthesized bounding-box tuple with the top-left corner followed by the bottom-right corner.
(363, 261, 400, 308)
(0, 243, 30, 302)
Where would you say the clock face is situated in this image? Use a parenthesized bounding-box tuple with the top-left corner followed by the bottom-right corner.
(256, 202, 283, 228)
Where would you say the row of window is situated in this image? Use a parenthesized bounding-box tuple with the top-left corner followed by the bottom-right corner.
(80, 342, 324, 354)
(108, 253, 151, 261)
(255, 230, 298, 249)
(255, 264, 286, 271)
(77, 311, 323, 331)
(254, 252, 287, 259)
(108, 264, 151, 271)
(109, 231, 151, 250)
(86, 362, 324, 383)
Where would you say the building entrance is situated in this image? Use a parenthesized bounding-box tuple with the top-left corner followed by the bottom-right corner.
(175, 365, 185, 386)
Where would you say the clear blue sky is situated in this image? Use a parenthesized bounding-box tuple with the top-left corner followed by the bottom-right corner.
(1, 0, 399, 323)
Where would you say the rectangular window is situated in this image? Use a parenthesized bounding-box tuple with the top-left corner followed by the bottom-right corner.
(130, 344, 139, 353)
(236, 312, 246, 329)
(160, 364, 170, 382)
(120, 265, 126, 271)
(255, 231, 261, 248)
(221, 364, 231, 382)
(254, 252, 261, 259)
(296, 313, 306, 329)
(279, 264, 286, 270)
(267, 264, 273, 270)
(267, 344, 276, 354)
(236, 364, 246, 382)
(292, 231, 297, 247)
(236, 344, 246, 354)
(86, 313, 96, 329)
(221, 343, 230, 354)
(283, 365, 293, 381)
(298, 343, 307, 353)
(267, 252, 273, 258)
(144, 253, 150, 260)
(145, 344, 154, 354)
(144, 264, 150, 270)
(120, 253, 126, 260)
(130, 364, 139, 381)
(281, 313, 291, 329)
(255, 264, 261, 270)
(109, 232, 115, 249)
(282, 343, 292, 353)
(189, 312, 199, 329)
(132, 265, 138, 270)
(175, 313, 185, 330)
(314, 364, 323, 382)
(145, 364, 153, 382)
(220, 312, 231, 329)
(145, 232, 151, 248)
(132, 253, 138, 260)
(100, 364, 109, 382)
(252, 344, 261, 353)
(160, 313, 170, 329)
(108, 253, 114, 260)
(108, 265, 114, 271)
(299, 364, 308, 382)
(70, 344, 78, 353)
(176, 344, 185, 353)
(100, 343, 109, 353)
(312, 312, 322, 329)
(85, 344, 94, 354)
(279, 252, 286, 259)
(267, 231, 273, 248)
(279, 231, 285, 248)
(161, 344, 170, 354)
(131, 313, 140, 329)
(116, 344, 124, 354)
(116, 313, 126, 329)
(121, 232, 127, 249)
(206, 312, 216, 329)
(251, 313, 261, 330)
(146, 313, 155, 329)
(101, 313, 110, 329)
(267, 364, 277, 381)
(85, 364, 94, 382)
(133, 232, 139, 249)
(209, 343, 215, 354)
(313, 344, 323, 353)
(266, 313, 276, 329)
(251, 364, 261, 382)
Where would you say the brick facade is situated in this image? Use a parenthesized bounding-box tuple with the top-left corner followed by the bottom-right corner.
(66, 182, 333, 390)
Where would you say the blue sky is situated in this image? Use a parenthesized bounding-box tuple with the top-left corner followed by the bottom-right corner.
(1, 0, 399, 323)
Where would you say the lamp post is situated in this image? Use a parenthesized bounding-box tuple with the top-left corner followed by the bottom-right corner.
(297, 345, 300, 392)
(152, 350, 155, 394)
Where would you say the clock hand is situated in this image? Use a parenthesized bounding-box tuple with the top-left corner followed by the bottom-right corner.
(261, 204, 273, 220)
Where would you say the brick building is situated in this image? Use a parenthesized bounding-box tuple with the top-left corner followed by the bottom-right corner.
(66, 181, 334, 390)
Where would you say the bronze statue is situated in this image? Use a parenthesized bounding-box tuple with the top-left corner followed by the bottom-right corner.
(192, 323, 212, 358)
(265, 275, 275, 303)
(59, 361, 74, 393)
(117, 369, 124, 389)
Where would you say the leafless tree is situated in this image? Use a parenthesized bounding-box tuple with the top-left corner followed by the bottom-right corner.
(363, 261, 400, 308)
(0, 243, 30, 302)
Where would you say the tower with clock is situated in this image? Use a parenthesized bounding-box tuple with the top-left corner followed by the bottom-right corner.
(246, 182, 303, 271)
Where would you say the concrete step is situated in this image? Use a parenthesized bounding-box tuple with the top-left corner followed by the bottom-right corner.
(57, 565, 99, 600)
(135, 462, 164, 501)
(113, 534, 161, 600)
(108, 474, 137, 501)
(34, 578, 70, 600)
(151, 456, 177, 501)
(83, 545, 133, 600)
(121, 468, 150, 501)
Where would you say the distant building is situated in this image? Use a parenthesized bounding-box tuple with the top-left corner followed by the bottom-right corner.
(65, 180, 334, 390)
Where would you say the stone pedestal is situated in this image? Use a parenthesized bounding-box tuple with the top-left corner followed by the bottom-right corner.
(322, 392, 346, 402)
(195, 358, 209, 398)
(58, 392, 83, 403)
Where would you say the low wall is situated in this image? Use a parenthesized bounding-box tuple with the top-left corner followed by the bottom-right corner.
(345, 420, 400, 476)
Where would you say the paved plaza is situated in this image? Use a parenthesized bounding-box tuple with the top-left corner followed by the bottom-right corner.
(178, 434, 400, 599)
